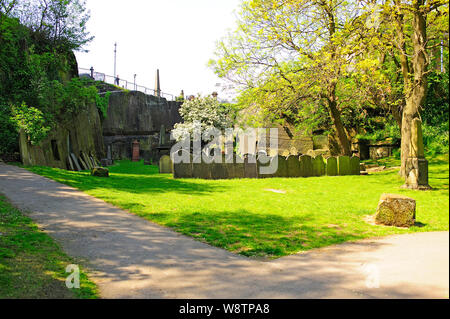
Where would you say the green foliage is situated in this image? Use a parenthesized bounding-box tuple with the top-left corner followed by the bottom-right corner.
(11, 102, 52, 145)
(6, 0, 93, 52)
(0, 14, 98, 153)
(0, 103, 18, 154)
(0, 195, 99, 299)
(95, 92, 111, 119)
(423, 70, 449, 127)
(422, 121, 449, 157)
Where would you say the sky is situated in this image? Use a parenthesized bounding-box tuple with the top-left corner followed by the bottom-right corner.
(75, 0, 242, 100)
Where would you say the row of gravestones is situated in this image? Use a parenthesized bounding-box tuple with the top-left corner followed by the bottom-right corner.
(68, 152, 100, 171)
(170, 154, 361, 179)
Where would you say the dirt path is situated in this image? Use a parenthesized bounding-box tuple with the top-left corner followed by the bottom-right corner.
(0, 163, 448, 299)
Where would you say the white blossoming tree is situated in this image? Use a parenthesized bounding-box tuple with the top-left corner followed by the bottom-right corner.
(172, 95, 234, 142)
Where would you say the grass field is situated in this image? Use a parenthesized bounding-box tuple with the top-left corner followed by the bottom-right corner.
(0, 195, 99, 299)
(25, 155, 449, 259)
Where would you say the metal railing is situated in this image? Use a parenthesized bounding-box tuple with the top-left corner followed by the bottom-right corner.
(78, 67, 175, 101)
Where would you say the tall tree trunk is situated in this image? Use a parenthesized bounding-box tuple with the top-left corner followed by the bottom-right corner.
(400, 1, 428, 178)
(328, 98, 352, 156)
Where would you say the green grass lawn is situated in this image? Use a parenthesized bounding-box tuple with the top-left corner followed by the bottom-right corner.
(24, 155, 449, 259)
(0, 195, 99, 299)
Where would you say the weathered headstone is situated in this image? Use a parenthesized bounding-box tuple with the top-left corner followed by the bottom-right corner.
(273, 155, 288, 178)
(193, 161, 211, 179)
(67, 156, 75, 171)
(326, 157, 337, 176)
(159, 155, 173, 174)
(286, 155, 301, 177)
(91, 167, 109, 178)
(299, 155, 313, 177)
(244, 154, 258, 178)
(337, 156, 351, 176)
(375, 193, 416, 227)
(70, 153, 81, 171)
(78, 155, 88, 170)
(350, 156, 360, 175)
(312, 155, 326, 177)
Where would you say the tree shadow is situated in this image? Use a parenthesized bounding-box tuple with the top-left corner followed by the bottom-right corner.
(27, 164, 226, 196)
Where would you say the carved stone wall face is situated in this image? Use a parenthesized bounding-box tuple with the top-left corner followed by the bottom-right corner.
(19, 102, 105, 170)
(102, 91, 182, 161)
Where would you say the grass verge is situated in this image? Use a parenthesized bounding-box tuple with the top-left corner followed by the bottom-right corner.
(24, 154, 449, 259)
(0, 194, 99, 299)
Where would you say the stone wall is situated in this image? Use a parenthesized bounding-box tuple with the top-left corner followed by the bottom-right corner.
(102, 91, 182, 162)
(173, 155, 360, 180)
(19, 103, 105, 169)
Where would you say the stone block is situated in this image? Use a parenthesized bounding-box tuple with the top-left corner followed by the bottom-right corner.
(375, 194, 416, 227)
(91, 167, 109, 178)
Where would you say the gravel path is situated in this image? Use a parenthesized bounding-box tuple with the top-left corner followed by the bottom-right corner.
(0, 163, 448, 299)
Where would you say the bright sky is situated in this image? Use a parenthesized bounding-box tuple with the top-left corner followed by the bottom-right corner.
(75, 0, 242, 100)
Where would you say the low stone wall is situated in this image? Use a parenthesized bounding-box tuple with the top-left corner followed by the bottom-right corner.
(173, 155, 360, 179)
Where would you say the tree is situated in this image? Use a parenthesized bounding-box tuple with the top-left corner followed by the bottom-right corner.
(172, 95, 235, 142)
(210, 0, 383, 155)
(375, 0, 448, 181)
(8, 0, 93, 52)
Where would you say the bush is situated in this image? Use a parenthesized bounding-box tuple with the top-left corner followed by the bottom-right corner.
(423, 122, 449, 157)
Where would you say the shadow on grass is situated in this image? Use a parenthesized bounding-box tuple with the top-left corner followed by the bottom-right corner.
(159, 209, 370, 258)
(27, 164, 226, 196)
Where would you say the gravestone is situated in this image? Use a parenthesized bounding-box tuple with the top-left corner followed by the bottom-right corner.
(350, 156, 360, 175)
(286, 155, 301, 177)
(312, 155, 326, 177)
(78, 155, 88, 170)
(211, 163, 228, 180)
(299, 155, 313, 177)
(173, 155, 193, 179)
(67, 156, 75, 171)
(193, 160, 211, 179)
(244, 154, 258, 178)
(159, 155, 173, 174)
(70, 153, 81, 171)
(337, 156, 351, 176)
(273, 155, 288, 178)
(326, 157, 337, 176)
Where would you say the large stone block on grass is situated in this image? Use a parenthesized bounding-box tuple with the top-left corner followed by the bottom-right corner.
(375, 194, 416, 227)
(312, 155, 326, 177)
(91, 167, 109, 178)
(350, 156, 360, 175)
(337, 156, 351, 176)
(326, 157, 337, 176)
